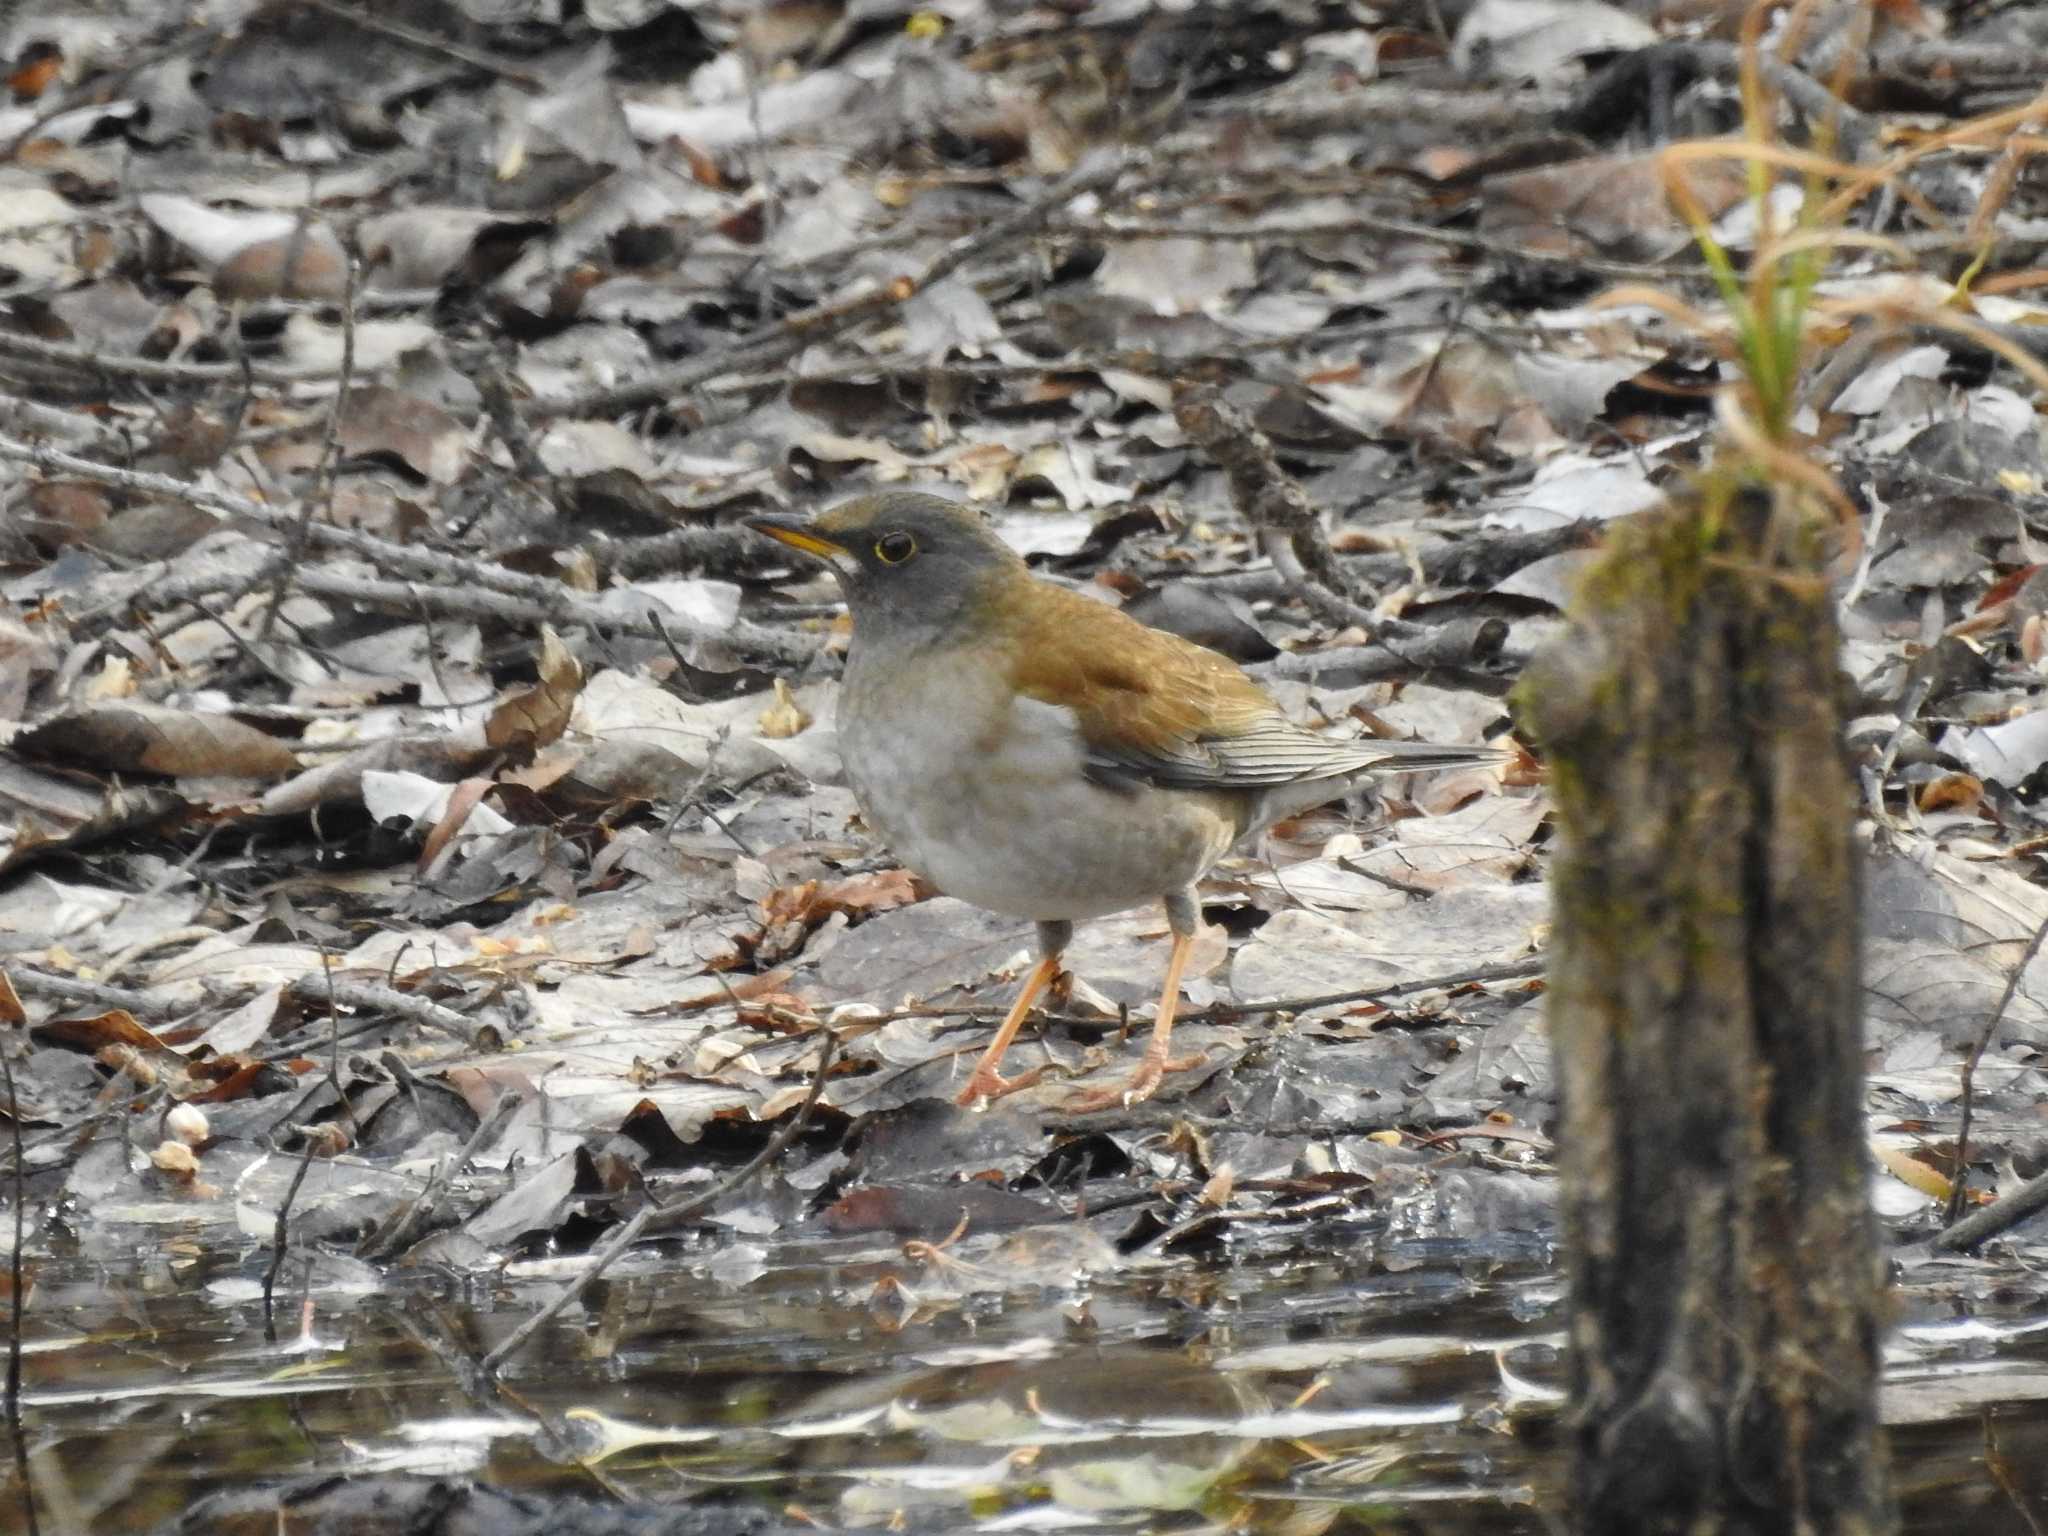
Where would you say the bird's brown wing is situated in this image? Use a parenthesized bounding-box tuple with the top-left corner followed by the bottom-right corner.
(1007, 583, 1445, 791)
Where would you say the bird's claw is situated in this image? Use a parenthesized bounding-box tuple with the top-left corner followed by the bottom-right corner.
(1065, 1049, 1209, 1113)
(954, 1064, 1047, 1109)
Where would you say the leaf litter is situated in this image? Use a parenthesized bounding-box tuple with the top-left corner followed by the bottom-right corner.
(1, 0, 2047, 1530)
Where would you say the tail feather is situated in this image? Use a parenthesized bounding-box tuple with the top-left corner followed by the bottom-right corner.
(1344, 739, 1513, 776)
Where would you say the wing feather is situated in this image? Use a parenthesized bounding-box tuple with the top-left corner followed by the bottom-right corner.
(1006, 583, 1501, 792)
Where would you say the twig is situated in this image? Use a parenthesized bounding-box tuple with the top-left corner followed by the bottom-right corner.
(1193, 79, 1555, 147)
(909, 956, 1546, 1035)
(482, 1030, 837, 1375)
(1197, 518, 1599, 605)
(301, 0, 544, 86)
(7, 965, 498, 1046)
(358, 1092, 519, 1260)
(1040, 214, 1711, 282)
(265, 951, 351, 1343)
(1174, 387, 1387, 635)
(260, 1141, 318, 1345)
(1561, 39, 1880, 164)
(1254, 621, 1524, 695)
(260, 254, 358, 645)
(0, 330, 330, 389)
(285, 565, 816, 663)
(6, 968, 164, 1018)
(1987, 1410, 2048, 1536)
(296, 977, 487, 1048)
(1943, 913, 2048, 1228)
(535, 148, 1140, 419)
(602, 524, 771, 581)
(1966, 83, 2048, 249)
(393, 1295, 635, 1501)
(1934, 1163, 2048, 1253)
(0, 1006, 39, 1536)
(0, 436, 817, 663)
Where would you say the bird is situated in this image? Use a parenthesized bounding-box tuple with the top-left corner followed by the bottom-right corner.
(749, 493, 1507, 1111)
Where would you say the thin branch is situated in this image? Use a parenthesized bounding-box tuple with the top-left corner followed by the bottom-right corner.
(482, 1030, 837, 1375)
(260, 1141, 318, 1346)
(1944, 912, 2048, 1228)
(0, 330, 330, 389)
(1934, 1163, 2048, 1253)
(0, 436, 817, 663)
(1040, 213, 1711, 281)
(302, 0, 544, 86)
(0, 1018, 38, 1536)
(534, 149, 1141, 419)
(259, 254, 358, 645)
(1175, 386, 1388, 635)
(357, 1092, 519, 1260)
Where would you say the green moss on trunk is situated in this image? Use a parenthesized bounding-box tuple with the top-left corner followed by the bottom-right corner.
(1516, 478, 1892, 1536)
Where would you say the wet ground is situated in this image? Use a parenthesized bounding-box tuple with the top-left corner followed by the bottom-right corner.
(17, 1209, 2048, 1534)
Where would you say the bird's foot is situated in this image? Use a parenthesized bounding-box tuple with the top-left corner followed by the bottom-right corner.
(1064, 1048, 1209, 1113)
(954, 1063, 1048, 1109)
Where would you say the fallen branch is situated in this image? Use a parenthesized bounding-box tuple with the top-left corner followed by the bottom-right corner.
(1935, 1164, 2048, 1253)
(0, 330, 330, 391)
(1943, 912, 2048, 1228)
(1561, 40, 1880, 164)
(532, 149, 1140, 420)
(1175, 387, 1384, 634)
(902, 955, 1547, 1036)
(1043, 213, 1710, 282)
(1255, 618, 1525, 694)
(304, 977, 491, 1048)
(0, 436, 816, 664)
(5, 964, 494, 1049)
(1195, 519, 1602, 605)
(357, 1091, 520, 1260)
(260, 1139, 319, 1345)
(482, 1030, 837, 1375)
(0, 975, 40, 1536)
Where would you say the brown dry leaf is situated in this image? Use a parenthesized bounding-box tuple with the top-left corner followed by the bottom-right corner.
(1480, 151, 1747, 259)
(1386, 336, 1525, 450)
(34, 1008, 171, 1054)
(15, 702, 298, 780)
(151, 1140, 200, 1175)
(187, 1057, 280, 1104)
(487, 627, 584, 751)
(757, 677, 812, 739)
(23, 480, 111, 551)
(736, 993, 820, 1032)
(339, 385, 470, 483)
(0, 969, 23, 1026)
(139, 194, 349, 300)
(417, 777, 503, 876)
(760, 868, 926, 930)
(1917, 773, 1984, 815)
(1872, 1140, 1952, 1203)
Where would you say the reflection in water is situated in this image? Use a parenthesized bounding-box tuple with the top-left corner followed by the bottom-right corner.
(13, 1222, 2048, 1533)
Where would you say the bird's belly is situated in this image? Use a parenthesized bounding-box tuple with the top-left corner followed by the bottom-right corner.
(841, 705, 1236, 921)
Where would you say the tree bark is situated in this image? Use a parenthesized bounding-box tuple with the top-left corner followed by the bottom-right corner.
(1517, 483, 1893, 1536)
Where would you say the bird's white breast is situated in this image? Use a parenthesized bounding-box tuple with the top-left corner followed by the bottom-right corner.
(837, 647, 1236, 921)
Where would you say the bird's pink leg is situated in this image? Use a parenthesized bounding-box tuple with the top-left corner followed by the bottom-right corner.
(954, 952, 1062, 1107)
(1067, 930, 1208, 1112)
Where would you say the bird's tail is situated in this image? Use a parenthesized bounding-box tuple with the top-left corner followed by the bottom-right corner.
(1348, 739, 1514, 775)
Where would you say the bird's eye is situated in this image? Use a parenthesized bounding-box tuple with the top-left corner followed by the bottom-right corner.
(875, 531, 917, 565)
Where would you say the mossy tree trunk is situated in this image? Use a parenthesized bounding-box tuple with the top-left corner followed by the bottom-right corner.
(1518, 484, 1893, 1536)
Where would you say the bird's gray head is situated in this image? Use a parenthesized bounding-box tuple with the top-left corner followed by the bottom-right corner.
(748, 493, 1027, 648)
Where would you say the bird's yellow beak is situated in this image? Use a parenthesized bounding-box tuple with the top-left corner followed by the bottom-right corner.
(747, 515, 848, 563)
